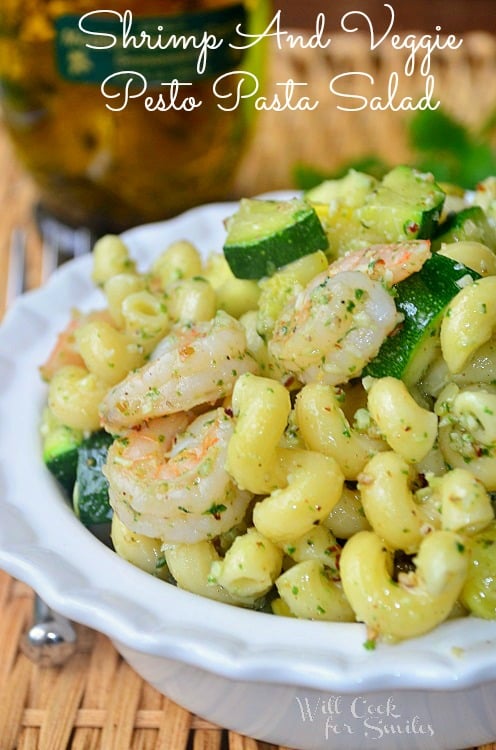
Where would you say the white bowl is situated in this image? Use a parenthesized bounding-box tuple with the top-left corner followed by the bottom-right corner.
(1, 202, 496, 750)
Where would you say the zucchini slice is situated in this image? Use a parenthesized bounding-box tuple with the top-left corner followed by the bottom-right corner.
(223, 197, 328, 279)
(357, 166, 445, 242)
(306, 169, 378, 207)
(433, 205, 496, 251)
(73, 430, 114, 527)
(308, 166, 445, 256)
(41, 408, 83, 497)
(364, 253, 481, 385)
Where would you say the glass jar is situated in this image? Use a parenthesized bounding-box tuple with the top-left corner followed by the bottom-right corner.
(0, 0, 268, 233)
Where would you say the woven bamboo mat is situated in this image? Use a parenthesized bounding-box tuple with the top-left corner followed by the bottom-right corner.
(1, 569, 495, 750)
(1, 30, 496, 750)
(0, 570, 285, 750)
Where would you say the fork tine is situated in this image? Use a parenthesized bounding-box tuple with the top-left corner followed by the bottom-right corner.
(6, 228, 26, 308)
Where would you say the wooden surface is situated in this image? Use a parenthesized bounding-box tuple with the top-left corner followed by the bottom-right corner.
(1, 30, 496, 749)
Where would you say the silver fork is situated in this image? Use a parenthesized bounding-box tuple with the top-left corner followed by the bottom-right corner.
(7, 225, 90, 666)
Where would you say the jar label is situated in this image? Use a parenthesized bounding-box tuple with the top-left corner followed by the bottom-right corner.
(55, 6, 247, 85)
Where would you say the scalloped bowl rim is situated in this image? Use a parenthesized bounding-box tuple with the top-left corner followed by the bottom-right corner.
(1, 198, 496, 694)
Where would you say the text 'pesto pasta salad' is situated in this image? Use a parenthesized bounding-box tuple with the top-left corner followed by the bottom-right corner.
(40, 165, 496, 646)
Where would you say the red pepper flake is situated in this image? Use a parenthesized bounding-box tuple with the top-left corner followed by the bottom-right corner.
(179, 344, 195, 360)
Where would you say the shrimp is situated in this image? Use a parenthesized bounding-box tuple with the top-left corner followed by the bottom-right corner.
(327, 240, 431, 287)
(268, 270, 400, 386)
(104, 408, 252, 543)
(99, 310, 257, 431)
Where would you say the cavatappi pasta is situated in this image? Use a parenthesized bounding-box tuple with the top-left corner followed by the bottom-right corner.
(40, 173, 496, 645)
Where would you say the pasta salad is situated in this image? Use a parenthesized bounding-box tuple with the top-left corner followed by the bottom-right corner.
(40, 166, 496, 645)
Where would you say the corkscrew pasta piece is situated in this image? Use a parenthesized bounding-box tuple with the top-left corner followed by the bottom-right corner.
(151, 239, 203, 288)
(215, 276, 261, 319)
(340, 529, 469, 641)
(202, 253, 232, 290)
(252, 448, 344, 545)
(439, 241, 496, 277)
(295, 383, 386, 480)
(324, 486, 371, 539)
(441, 276, 496, 373)
(48, 365, 109, 431)
(436, 384, 496, 491)
(166, 277, 217, 324)
(414, 445, 448, 479)
(121, 290, 170, 351)
(104, 272, 146, 327)
(446, 388, 496, 444)
(283, 524, 341, 571)
(421, 339, 496, 398)
(204, 255, 262, 317)
(358, 451, 433, 552)
(111, 514, 170, 581)
(39, 311, 114, 382)
(209, 527, 283, 598)
(456, 341, 496, 386)
(164, 540, 256, 606)
(227, 375, 344, 545)
(461, 520, 496, 619)
(75, 318, 146, 385)
(366, 376, 438, 463)
(92, 234, 136, 286)
(276, 560, 355, 622)
(433, 468, 494, 535)
(226, 372, 291, 494)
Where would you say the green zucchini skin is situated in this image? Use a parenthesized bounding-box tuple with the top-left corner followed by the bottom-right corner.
(357, 165, 445, 242)
(43, 420, 114, 536)
(73, 430, 114, 527)
(364, 253, 482, 385)
(42, 413, 83, 498)
(433, 205, 496, 250)
(223, 198, 329, 279)
(45, 445, 80, 497)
